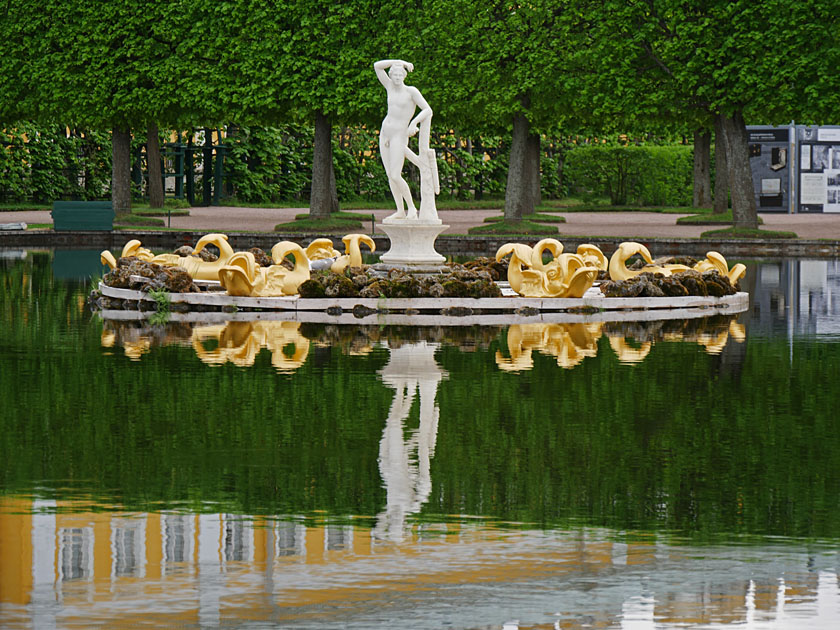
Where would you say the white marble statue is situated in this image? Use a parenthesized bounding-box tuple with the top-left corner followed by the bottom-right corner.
(374, 59, 440, 224)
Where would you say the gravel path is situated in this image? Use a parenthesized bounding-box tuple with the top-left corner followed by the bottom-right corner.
(3, 206, 839, 240)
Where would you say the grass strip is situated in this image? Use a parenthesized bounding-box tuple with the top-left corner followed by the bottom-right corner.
(553, 204, 695, 214)
(275, 216, 364, 233)
(468, 219, 559, 236)
(701, 227, 797, 239)
(678, 210, 763, 225)
(114, 215, 166, 227)
(0, 203, 51, 212)
(484, 212, 566, 224)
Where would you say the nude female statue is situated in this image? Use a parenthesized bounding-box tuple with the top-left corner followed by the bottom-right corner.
(374, 59, 434, 222)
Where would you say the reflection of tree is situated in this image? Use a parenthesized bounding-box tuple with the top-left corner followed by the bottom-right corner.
(6, 256, 840, 540)
(374, 342, 446, 542)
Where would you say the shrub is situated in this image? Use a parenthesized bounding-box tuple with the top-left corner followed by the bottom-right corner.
(564, 144, 693, 206)
(0, 124, 110, 202)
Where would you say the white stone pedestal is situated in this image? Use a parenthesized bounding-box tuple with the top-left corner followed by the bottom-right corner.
(377, 222, 449, 267)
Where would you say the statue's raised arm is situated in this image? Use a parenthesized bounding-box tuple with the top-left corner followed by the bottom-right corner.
(374, 59, 414, 88)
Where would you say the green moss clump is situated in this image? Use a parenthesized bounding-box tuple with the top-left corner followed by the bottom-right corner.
(298, 279, 326, 298)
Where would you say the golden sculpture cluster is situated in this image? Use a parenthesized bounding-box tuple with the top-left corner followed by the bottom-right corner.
(100, 233, 375, 297)
(496, 240, 746, 297)
(496, 239, 605, 298)
(101, 235, 744, 300)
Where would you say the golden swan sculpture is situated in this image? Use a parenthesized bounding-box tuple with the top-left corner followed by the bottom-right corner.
(694, 251, 747, 285)
(100, 239, 154, 269)
(496, 239, 600, 298)
(305, 238, 341, 261)
(608, 242, 692, 281)
(330, 234, 376, 273)
(150, 233, 237, 281)
(218, 241, 311, 297)
(576, 243, 608, 271)
(608, 242, 746, 286)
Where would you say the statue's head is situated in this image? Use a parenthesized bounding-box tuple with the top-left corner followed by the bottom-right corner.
(389, 63, 407, 84)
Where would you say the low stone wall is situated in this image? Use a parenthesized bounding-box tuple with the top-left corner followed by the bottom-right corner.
(3, 229, 840, 258)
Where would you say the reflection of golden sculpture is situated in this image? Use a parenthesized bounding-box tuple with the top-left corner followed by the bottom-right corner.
(607, 318, 746, 362)
(218, 242, 311, 297)
(496, 323, 603, 371)
(671, 320, 747, 355)
(100, 239, 154, 269)
(493, 316, 747, 372)
(99, 327, 152, 361)
(496, 240, 600, 298)
(608, 337, 652, 363)
(330, 234, 376, 273)
(191, 321, 309, 372)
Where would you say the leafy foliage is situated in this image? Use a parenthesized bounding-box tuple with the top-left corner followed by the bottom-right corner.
(0, 124, 111, 202)
(564, 144, 693, 206)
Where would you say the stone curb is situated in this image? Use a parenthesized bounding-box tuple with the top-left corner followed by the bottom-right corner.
(2, 229, 839, 258)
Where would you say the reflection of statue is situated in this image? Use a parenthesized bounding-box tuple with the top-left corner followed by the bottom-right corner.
(374, 59, 439, 224)
(374, 342, 446, 542)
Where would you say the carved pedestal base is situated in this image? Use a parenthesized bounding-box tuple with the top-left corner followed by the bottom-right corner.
(376, 222, 448, 270)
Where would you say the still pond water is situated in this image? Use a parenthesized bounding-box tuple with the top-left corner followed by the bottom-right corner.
(1, 250, 840, 629)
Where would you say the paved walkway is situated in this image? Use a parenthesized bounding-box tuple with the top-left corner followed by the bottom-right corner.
(3, 206, 840, 240)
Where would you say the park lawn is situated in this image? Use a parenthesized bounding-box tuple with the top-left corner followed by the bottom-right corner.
(276, 211, 366, 233)
(483, 212, 566, 224)
(114, 214, 166, 227)
(702, 227, 797, 239)
(678, 209, 763, 225)
(0, 203, 50, 212)
(468, 219, 559, 236)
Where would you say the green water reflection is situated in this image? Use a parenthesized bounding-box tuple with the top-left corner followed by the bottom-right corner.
(3, 250, 840, 629)
(2, 250, 838, 541)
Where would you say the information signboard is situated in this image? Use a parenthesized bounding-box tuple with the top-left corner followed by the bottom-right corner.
(747, 127, 791, 213)
(798, 126, 840, 213)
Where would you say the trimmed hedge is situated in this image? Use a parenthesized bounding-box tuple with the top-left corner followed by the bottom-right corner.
(564, 144, 693, 206)
(1, 124, 111, 203)
(1, 123, 694, 208)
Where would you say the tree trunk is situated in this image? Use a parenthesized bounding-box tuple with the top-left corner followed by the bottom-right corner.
(329, 153, 339, 214)
(525, 132, 541, 214)
(201, 127, 212, 206)
(504, 112, 535, 221)
(111, 126, 131, 216)
(147, 122, 164, 208)
(310, 110, 337, 219)
(719, 111, 759, 229)
(713, 115, 729, 214)
(693, 129, 712, 208)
